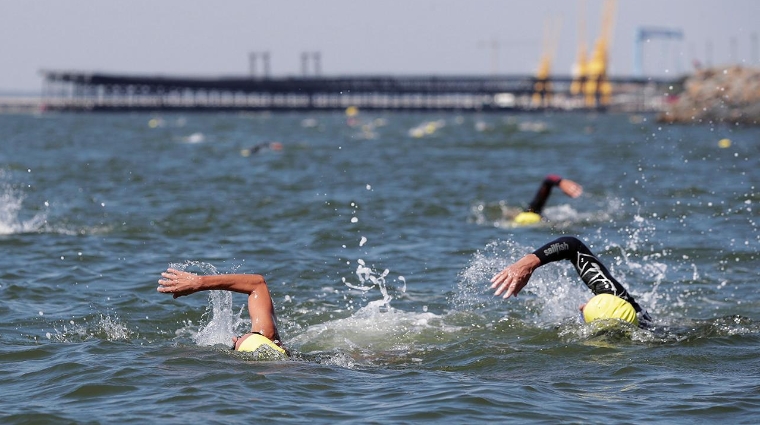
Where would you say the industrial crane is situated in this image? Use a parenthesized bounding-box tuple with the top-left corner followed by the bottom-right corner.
(570, 0, 588, 96)
(532, 15, 562, 107)
(633, 27, 684, 76)
(583, 0, 617, 107)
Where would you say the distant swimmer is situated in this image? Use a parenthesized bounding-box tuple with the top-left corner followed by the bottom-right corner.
(240, 142, 283, 157)
(491, 236, 652, 328)
(158, 268, 288, 357)
(512, 174, 583, 225)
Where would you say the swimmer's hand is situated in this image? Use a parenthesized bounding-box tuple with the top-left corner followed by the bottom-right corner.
(158, 268, 202, 298)
(490, 254, 541, 299)
(559, 179, 583, 198)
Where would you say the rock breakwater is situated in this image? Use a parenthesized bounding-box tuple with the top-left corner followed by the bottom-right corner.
(658, 66, 760, 125)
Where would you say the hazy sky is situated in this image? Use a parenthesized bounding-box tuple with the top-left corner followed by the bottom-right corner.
(1, 0, 758, 92)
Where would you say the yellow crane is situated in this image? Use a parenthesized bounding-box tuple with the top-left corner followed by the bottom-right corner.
(583, 0, 617, 107)
(532, 15, 562, 107)
(570, 0, 588, 96)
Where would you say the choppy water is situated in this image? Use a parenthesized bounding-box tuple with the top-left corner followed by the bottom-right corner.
(1, 111, 758, 423)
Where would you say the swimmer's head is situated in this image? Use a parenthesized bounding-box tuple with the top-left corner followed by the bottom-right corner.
(232, 332, 287, 355)
(581, 294, 638, 326)
(513, 211, 542, 226)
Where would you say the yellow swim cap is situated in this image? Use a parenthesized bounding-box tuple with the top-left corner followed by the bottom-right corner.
(582, 294, 638, 326)
(513, 211, 542, 226)
(237, 333, 287, 356)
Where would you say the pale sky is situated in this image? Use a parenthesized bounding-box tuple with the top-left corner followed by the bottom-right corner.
(1, 0, 758, 93)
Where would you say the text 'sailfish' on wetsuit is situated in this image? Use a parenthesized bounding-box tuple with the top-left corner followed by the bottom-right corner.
(527, 174, 562, 214)
(532, 236, 653, 326)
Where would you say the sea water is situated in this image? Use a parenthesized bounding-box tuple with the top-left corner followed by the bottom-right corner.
(0, 111, 758, 423)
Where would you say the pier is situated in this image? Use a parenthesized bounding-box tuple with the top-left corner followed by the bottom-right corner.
(37, 71, 678, 113)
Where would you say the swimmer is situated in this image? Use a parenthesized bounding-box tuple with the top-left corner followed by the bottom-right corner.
(512, 174, 583, 225)
(240, 141, 283, 157)
(490, 236, 652, 327)
(158, 268, 288, 356)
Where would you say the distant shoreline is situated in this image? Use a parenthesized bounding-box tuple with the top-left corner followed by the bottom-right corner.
(0, 94, 41, 113)
(0, 90, 41, 97)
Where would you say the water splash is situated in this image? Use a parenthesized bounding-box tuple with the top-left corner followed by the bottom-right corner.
(183, 132, 205, 144)
(0, 180, 47, 234)
(48, 314, 133, 342)
(289, 299, 451, 367)
(453, 239, 518, 311)
(169, 261, 249, 348)
(607, 213, 667, 315)
(342, 259, 395, 307)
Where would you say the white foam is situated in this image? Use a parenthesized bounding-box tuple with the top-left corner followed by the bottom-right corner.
(289, 300, 446, 353)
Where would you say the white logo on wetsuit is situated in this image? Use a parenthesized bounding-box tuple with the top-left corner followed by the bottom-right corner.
(543, 241, 570, 257)
(576, 252, 616, 294)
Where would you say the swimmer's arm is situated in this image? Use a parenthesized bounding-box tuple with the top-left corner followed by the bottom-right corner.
(490, 236, 581, 299)
(558, 179, 583, 198)
(158, 268, 267, 298)
(490, 254, 541, 299)
(532, 236, 588, 264)
(158, 268, 281, 339)
(532, 237, 651, 317)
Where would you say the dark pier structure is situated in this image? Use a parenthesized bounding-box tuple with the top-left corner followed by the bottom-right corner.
(39, 70, 677, 113)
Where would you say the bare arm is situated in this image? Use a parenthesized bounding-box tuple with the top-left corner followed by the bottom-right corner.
(158, 268, 268, 297)
(158, 268, 280, 340)
(558, 178, 583, 198)
(490, 253, 541, 299)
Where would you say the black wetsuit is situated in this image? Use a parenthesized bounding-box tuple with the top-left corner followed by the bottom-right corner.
(532, 236, 652, 326)
(527, 174, 562, 214)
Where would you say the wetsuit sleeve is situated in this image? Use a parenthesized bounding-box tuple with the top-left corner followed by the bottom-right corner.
(532, 236, 650, 324)
(526, 174, 562, 214)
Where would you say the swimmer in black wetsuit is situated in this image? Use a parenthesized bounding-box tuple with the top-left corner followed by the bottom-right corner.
(513, 175, 583, 225)
(490, 236, 652, 327)
(527, 175, 583, 214)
